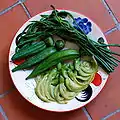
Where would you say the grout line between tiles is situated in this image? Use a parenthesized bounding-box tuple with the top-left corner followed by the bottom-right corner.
(0, 87, 15, 99)
(0, 105, 8, 120)
(0, 1, 20, 16)
(18, 0, 26, 3)
(104, 26, 117, 35)
(101, 0, 119, 25)
(20, 2, 31, 19)
(101, 108, 120, 120)
(82, 107, 93, 120)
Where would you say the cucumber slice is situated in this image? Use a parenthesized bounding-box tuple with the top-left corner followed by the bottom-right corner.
(74, 58, 81, 71)
(35, 74, 50, 102)
(65, 78, 88, 92)
(59, 75, 64, 83)
(51, 73, 59, 86)
(49, 85, 56, 99)
(44, 79, 55, 101)
(80, 56, 98, 74)
(59, 83, 77, 100)
(77, 73, 95, 84)
(35, 74, 44, 84)
(51, 78, 59, 86)
(44, 68, 58, 101)
(57, 62, 62, 71)
(76, 75, 91, 81)
(77, 68, 91, 77)
(80, 61, 94, 74)
(54, 85, 67, 104)
(67, 69, 89, 86)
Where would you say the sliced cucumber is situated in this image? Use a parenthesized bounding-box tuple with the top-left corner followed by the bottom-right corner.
(54, 85, 67, 104)
(59, 83, 77, 100)
(77, 68, 91, 77)
(49, 85, 56, 99)
(44, 79, 55, 101)
(80, 61, 94, 74)
(65, 78, 88, 92)
(76, 75, 91, 81)
(35, 74, 50, 102)
(67, 69, 89, 86)
(74, 58, 81, 71)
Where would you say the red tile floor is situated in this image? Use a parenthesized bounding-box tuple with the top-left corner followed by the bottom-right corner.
(0, 0, 120, 120)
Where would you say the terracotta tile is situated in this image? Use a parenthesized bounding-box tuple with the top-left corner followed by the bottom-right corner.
(0, 113, 5, 120)
(86, 30, 120, 119)
(25, 0, 114, 32)
(106, 0, 120, 22)
(107, 112, 120, 120)
(0, 89, 88, 120)
(0, 0, 17, 12)
(0, 5, 28, 94)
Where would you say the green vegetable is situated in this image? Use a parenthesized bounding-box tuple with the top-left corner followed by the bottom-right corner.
(44, 69, 57, 101)
(65, 78, 88, 92)
(59, 83, 77, 100)
(54, 84, 67, 104)
(51, 73, 59, 86)
(98, 37, 105, 44)
(55, 40, 65, 50)
(26, 49, 79, 79)
(35, 74, 50, 102)
(35, 58, 97, 104)
(12, 41, 46, 60)
(27, 6, 120, 74)
(12, 47, 57, 72)
(17, 32, 47, 47)
(44, 36, 55, 47)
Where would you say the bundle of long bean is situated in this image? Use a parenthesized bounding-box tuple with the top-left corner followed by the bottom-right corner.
(16, 5, 120, 74)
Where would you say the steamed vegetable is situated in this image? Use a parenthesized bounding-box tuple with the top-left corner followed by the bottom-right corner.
(35, 57, 98, 104)
(11, 6, 120, 104)
(28, 6, 120, 74)
(55, 40, 65, 50)
(13, 6, 120, 74)
(44, 36, 55, 47)
(26, 49, 79, 79)
(12, 47, 57, 72)
(12, 41, 46, 60)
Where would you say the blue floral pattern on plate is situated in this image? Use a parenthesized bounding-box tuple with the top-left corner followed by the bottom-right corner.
(73, 17, 92, 35)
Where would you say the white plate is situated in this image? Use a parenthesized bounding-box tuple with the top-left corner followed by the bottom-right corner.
(9, 10, 108, 112)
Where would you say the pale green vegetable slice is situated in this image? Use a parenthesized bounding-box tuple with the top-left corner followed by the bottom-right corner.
(77, 72, 95, 84)
(80, 61, 94, 74)
(54, 85, 67, 104)
(65, 78, 88, 92)
(51, 73, 59, 86)
(49, 85, 56, 99)
(57, 62, 62, 71)
(59, 83, 77, 100)
(35, 74, 44, 84)
(67, 69, 88, 86)
(77, 68, 91, 77)
(44, 68, 58, 101)
(44, 79, 55, 101)
(35, 74, 50, 102)
(74, 58, 81, 71)
(76, 75, 91, 81)
(80, 56, 98, 74)
(61, 68, 69, 79)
